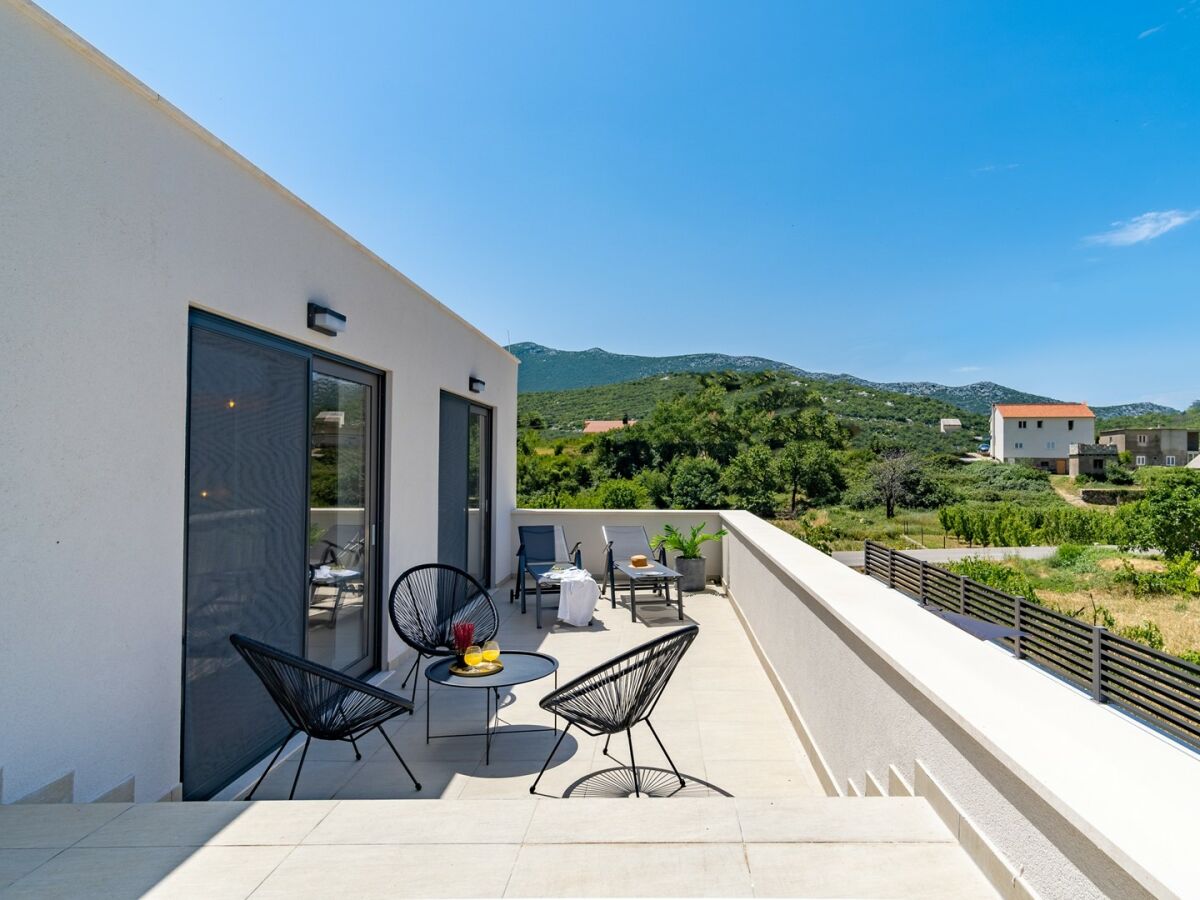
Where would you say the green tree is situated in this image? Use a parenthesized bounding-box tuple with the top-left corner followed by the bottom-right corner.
(1132, 470, 1200, 558)
(776, 442, 846, 513)
(636, 469, 672, 509)
(596, 478, 651, 509)
(671, 456, 725, 510)
(869, 452, 921, 518)
(595, 426, 654, 479)
(721, 445, 781, 516)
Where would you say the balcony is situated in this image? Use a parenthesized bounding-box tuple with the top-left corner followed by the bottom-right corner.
(2, 511, 1196, 898)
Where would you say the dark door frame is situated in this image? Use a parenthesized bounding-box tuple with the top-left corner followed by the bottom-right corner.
(182, 310, 387, 796)
(438, 389, 495, 586)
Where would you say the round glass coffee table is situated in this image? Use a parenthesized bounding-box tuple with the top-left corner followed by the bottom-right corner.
(424, 651, 559, 764)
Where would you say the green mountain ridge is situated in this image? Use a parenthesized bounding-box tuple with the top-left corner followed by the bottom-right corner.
(508, 342, 1176, 418)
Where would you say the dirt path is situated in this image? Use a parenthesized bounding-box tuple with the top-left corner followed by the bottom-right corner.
(1053, 483, 1089, 508)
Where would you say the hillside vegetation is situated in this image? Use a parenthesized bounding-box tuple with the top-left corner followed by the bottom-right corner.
(519, 370, 989, 454)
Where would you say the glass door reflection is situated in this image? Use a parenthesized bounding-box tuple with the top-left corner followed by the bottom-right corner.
(466, 405, 491, 585)
(307, 362, 378, 675)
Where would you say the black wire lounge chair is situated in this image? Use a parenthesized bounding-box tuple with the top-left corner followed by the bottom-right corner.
(230, 633, 420, 800)
(530, 624, 699, 796)
(511, 524, 583, 618)
(388, 563, 501, 702)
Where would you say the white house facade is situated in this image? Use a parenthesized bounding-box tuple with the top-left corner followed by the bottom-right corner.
(988, 403, 1095, 472)
(0, 2, 517, 804)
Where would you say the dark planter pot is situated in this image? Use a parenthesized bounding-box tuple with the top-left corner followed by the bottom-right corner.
(674, 556, 707, 592)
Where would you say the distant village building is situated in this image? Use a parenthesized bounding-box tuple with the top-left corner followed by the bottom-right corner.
(583, 416, 636, 434)
(989, 403, 1096, 473)
(939, 418, 962, 433)
(1097, 428, 1200, 468)
(1068, 443, 1117, 477)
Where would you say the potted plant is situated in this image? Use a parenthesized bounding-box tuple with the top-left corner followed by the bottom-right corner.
(654, 522, 727, 592)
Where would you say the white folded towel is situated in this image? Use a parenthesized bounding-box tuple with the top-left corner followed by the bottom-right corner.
(557, 567, 599, 627)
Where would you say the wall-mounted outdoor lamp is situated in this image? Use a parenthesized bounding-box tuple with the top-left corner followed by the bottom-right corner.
(307, 302, 346, 337)
(469, 376, 486, 394)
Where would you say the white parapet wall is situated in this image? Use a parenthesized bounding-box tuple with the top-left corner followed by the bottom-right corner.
(719, 510, 1199, 900)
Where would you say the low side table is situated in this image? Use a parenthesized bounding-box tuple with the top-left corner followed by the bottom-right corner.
(614, 561, 684, 622)
(424, 651, 559, 764)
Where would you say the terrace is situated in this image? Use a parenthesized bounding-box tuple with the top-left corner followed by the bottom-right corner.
(4, 511, 1198, 898)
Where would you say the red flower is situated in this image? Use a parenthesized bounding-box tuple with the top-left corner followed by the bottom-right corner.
(452, 622, 476, 652)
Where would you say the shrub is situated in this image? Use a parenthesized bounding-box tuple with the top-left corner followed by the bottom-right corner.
(596, 479, 650, 510)
(1107, 464, 1135, 485)
(1118, 620, 1165, 651)
(1050, 543, 1087, 569)
(944, 558, 1041, 604)
(1112, 553, 1200, 596)
(1178, 649, 1200, 668)
(670, 456, 725, 510)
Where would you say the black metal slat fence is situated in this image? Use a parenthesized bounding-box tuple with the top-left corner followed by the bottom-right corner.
(862, 540, 1200, 753)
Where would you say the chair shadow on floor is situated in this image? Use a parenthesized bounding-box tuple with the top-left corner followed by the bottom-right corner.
(563, 766, 731, 798)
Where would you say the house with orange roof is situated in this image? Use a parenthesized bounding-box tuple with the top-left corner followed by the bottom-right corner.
(583, 417, 636, 434)
(989, 402, 1095, 473)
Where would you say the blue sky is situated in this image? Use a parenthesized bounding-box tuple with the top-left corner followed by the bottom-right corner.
(43, 1, 1200, 407)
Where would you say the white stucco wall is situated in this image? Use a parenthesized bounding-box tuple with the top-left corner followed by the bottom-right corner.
(720, 511, 1198, 900)
(0, 1, 516, 803)
(994, 414, 1095, 462)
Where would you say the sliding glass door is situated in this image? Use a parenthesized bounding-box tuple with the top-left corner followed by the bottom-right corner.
(307, 360, 378, 676)
(439, 392, 492, 585)
(182, 313, 382, 798)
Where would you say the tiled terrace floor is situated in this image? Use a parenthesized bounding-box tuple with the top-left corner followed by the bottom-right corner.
(240, 582, 827, 801)
(0, 582, 999, 897)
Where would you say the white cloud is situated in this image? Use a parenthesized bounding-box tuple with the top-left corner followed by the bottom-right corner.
(972, 163, 1020, 174)
(1084, 209, 1199, 246)
(1138, 24, 1165, 38)
(955, 365, 983, 373)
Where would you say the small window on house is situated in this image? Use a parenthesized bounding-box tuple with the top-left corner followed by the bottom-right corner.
(1166, 456, 1176, 467)
(1068, 420, 1074, 431)
(1093, 459, 1105, 471)
(1136, 455, 1147, 466)
(1018, 420, 1027, 429)
(1037, 420, 1043, 428)
(1046, 441, 1055, 450)
(1138, 434, 1148, 445)
(1014, 442, 1023, 449)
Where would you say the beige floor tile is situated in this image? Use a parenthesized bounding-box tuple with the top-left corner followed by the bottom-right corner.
(332, 760, 467, 800)
(243, 760, 362, 801)
(704, 758, 824, 798)
(735, 797, 954, 844)
(303, 798, 536, 845)
(77, 801, 336, 847)
(504, 842, 752, 897)
(524, 797, 741, 843)
(697, 721, 803, 762)
(745, 842, 998, 899)
(457, 755, 598, 800)
(252, 843, 519, 899)
(3, 845, 291, 900)
(0, 849, 59, 889)
(0, 803, 130, 849)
